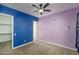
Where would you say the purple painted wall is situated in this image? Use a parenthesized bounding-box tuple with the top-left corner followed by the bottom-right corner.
(39, 7, 79, 49)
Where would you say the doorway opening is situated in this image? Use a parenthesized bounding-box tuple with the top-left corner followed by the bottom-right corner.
(33, 21, 39, 41)
(0, 13, 13, 51)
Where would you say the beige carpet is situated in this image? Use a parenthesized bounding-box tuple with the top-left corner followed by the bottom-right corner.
(0, 40, 78, 55)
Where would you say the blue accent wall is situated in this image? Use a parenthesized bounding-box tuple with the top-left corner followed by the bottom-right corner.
(0, 5, 38, 48)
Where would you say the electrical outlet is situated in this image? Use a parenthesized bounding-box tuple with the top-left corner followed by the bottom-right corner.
(24, 40, 26, 43)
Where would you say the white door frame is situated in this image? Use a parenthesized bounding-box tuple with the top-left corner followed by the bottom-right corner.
(0, 13, 14, 49)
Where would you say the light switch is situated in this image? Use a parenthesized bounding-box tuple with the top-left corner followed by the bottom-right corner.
(14, 33, 16, 36)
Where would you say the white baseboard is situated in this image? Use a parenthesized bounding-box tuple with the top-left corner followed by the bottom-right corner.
(38, 40, 77, 51)
(12, 41, 33, 49)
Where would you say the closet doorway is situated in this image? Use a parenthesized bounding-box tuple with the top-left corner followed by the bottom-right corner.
(0, 13, 13, 49)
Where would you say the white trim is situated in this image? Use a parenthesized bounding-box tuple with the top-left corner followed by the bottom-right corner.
(38, 40, 77, 51)
(0, 13, 12, 17)
(12, 41, 33, 49)
(12, 15, 14, 49)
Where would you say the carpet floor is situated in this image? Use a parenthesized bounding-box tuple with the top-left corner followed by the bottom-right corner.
(0, 40, 78, 55)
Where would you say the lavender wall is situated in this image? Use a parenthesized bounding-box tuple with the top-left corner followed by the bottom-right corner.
(39, 7, 79, 49)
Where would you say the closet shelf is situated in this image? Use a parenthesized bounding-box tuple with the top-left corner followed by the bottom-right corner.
(0, 33, 12, 35)
(0, 23, 12, 25)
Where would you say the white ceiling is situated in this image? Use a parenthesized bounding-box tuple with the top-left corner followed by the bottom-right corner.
(1, 3, 79, 17)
